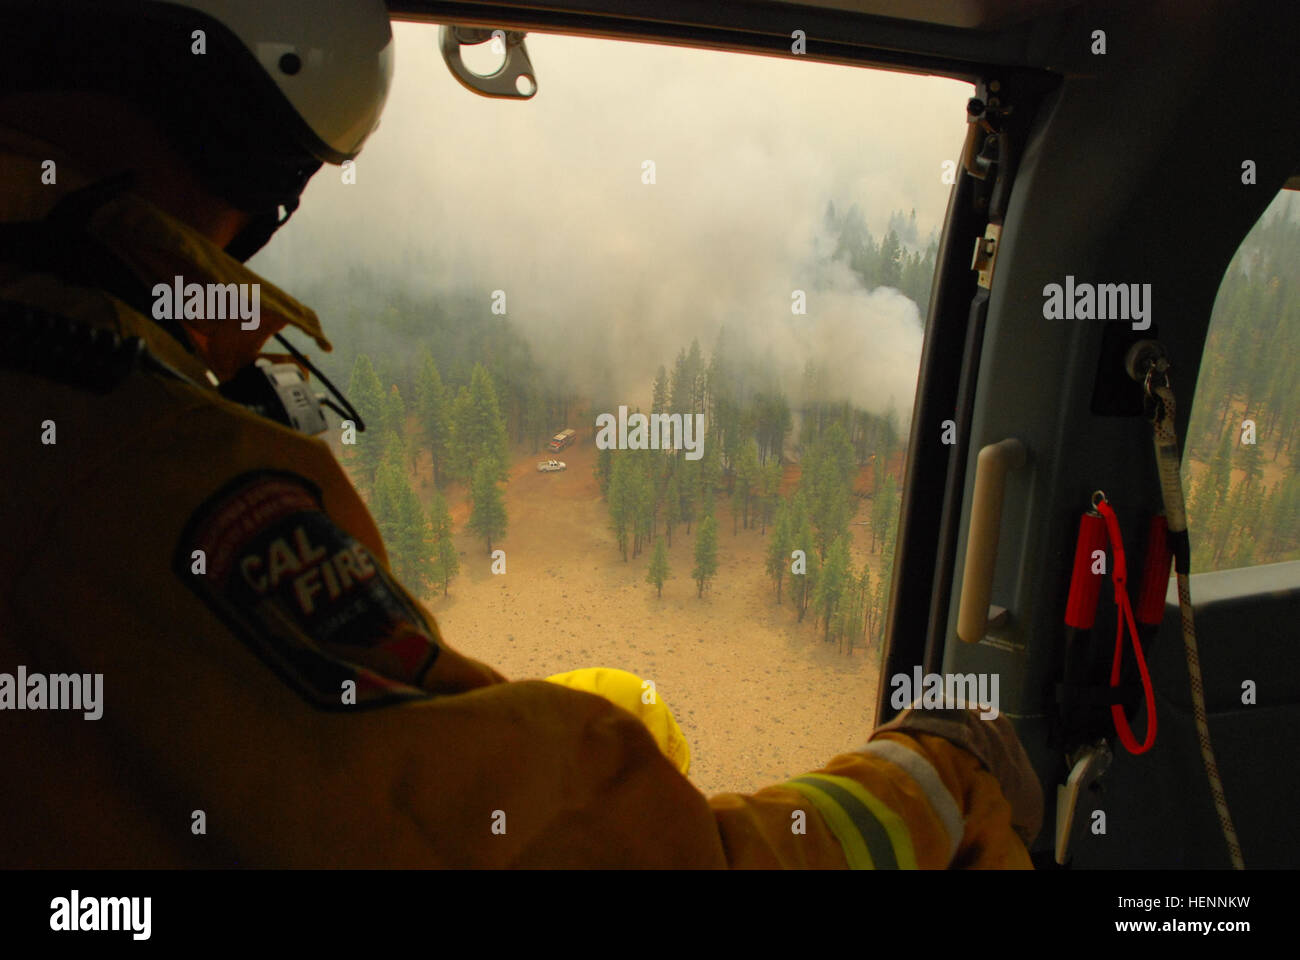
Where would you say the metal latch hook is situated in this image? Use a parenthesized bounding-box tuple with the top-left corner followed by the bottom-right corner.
(439, 26, 537, 99)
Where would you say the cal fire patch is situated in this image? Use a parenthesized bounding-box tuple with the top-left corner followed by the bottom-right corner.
(175, 470, 440, 710)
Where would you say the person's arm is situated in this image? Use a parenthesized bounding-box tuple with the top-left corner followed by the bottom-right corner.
(705, 709, 1041, 869)
(5, 371, 1040, 867)
(540, 669, 1043, 868)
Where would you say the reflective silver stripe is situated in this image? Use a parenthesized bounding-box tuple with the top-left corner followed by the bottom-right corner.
(860, 739, 966, 864)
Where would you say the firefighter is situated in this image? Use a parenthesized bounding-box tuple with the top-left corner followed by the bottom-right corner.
(0, 0, 1042, 868)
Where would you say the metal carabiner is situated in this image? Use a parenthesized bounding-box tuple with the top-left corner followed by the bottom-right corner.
(1142, 358, 1172, 424)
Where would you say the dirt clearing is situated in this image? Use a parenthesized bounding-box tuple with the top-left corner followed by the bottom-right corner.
(428, 437, 884, 797)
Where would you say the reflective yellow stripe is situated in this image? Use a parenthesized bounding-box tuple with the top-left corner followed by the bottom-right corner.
(796, 773, 919, 870)
(784, 779, 875, 869)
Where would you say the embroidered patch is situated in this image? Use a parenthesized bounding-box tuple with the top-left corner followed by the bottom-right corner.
(174, 470, 440, 710)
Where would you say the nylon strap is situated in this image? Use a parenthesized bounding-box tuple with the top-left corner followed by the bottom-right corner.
(1095, 498, 1158, 754)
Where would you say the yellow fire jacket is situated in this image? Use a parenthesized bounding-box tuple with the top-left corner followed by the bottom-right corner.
(0, 130, 1037, 868)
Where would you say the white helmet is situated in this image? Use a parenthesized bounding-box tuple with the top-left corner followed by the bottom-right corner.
(181, 0, 394, 163)
(0, 0, 396, 258)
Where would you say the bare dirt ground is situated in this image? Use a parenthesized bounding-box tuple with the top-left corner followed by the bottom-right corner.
(422, 433, 887, 798)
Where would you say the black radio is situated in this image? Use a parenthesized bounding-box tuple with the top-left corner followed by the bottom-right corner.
(0, 298, 362, 437)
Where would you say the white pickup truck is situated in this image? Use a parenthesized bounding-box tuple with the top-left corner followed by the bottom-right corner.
(537, 459, 567, 472)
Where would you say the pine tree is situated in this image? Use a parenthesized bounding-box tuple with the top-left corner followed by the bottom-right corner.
(871, 472, 899, 553)
(366, 432, 432, 592)
(766, 499, 792, 603)
(428, 488, 460, 596)
(680, 458, 698, 535)
(378, 423, 409, 490)
(370, 456, 403, 553)
(1207, 423, 1235, 508)
(381, 383, 406, 443)
(693, 514, 719, 597)
(394, 486, 433, 594)
(1210, 484, 1244, 568)
(522, 385, 547, 453)
(651, 365, 669, 415)
(686, 339, 705, 413)
(1183, 469, 1208, 531)
(918, 241, 937, 312)
(733, 439, 761, 533)
(715, 397, 742, 488)
(813, 534, 851, 642)
(595, 445, 613, 496)
(1279, 473, 1300, 557)
(831, 570, 862, 656)
(347, 354, 386, 492)
(700, 438, 722, 502)
(876, 515, 898, 637)
(607, 454, 633, 560)
(760, 458, 783, 534)
(1238, 426, 1263, 492)
(669, 349, 690, 415)
(791, 500, 818, 622)
(630, 458, 654, 558)
(415, 351, 453, 486)
(468, 459, 507, 554)
(663, 473, 682, 547)
(646, 537, 670, 598)
(754, 391, 789, 465)
(858, 563, 875, 653)
(881, 401, 900, 468)
(451, 363, 511, 483)
(805, 422, 855, 558)
(880, 229, 903, 289)
(870, 577, 890, 647)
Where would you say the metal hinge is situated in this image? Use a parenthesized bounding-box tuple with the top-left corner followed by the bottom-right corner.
(971, 222, 1001, 290)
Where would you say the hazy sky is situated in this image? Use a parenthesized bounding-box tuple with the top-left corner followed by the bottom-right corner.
(253, 22, 972, 420)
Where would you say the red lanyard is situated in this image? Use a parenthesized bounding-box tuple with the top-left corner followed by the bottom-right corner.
(1094, 498, 1158, 754)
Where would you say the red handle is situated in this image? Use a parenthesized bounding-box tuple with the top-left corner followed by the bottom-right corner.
(1065, 510, 1108, 629)
(1136, 514, 1172, 627)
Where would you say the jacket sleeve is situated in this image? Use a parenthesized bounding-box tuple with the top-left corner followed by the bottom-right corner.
(705, 731, 1034, 868)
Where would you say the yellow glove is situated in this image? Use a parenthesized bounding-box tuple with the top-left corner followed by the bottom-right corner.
(545, 667, 691, 776)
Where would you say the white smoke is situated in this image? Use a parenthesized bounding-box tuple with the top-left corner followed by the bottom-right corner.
(253, 24, 967, 426)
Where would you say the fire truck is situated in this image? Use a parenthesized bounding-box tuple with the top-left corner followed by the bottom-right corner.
(547, 428, 576, 452)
